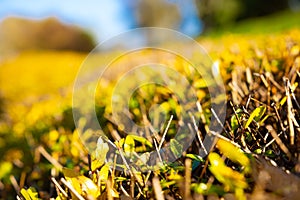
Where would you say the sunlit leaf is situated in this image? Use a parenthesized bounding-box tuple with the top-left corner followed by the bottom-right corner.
(64, 168, 100, 199)
(78, 176, 99, 198)
(208, 152, 248, 191)
(20, 187, 39, 200)
(186, 154, 205, 170)
(167, 169, 182, 180)
(124, 135, 135, 153)
(129, 134, 153, 148)
(91, 136, 109, 171)
(193, 79, 208, 89)
(254, 148, 262, 154)
(280, 96, 287, 106)
(245, 106, 266, 128)
(216, 139, 251, 173)
(160, 179, 177, 188)
(0, 161, 12, 179)
(186, 153, 204, 162)
(98, 163, 109, 181)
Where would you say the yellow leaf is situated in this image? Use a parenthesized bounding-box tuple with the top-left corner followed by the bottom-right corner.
(216, 139, 251, 173)
(129, 134, 153, 148)
(62, 168, 80, 178)
(66, 175, 100, 199)
(98, 164, 110, 181)
(20, 187, 39, 200)
(208, 153, 248, 191)
(124, 135, 135, 153)
(0, 161, 12, 179)
(245, 106, 266, 128)
(78, 176, 100, 198)
(92, 136, 109, 171)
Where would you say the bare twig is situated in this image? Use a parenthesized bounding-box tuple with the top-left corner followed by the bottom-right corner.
(284, 77, 295, 145)
(266, 125, 291, 159)
(266, 73, 284, 92)
(246, 67, 253, 89)
(184, 159, 192, 200)
(120, 184, 131, 197)
(189, 115, 207, 155)
(264, 131, 283, 149)
(10, 175, 20, 192)
(260, 74, 269, 88)
(153, 138, 163, 163)
(37, 146, 63, 170)
(158, 115, 173, 150)
(211, 108, 229, 135)
(272, 103, 286, 133)
(130, 174, 135, 198)
(19, 172, 26, 190)
(153, 176, 165, 200)
(107, 177, 113, 200)
(51, 177, 68, 198)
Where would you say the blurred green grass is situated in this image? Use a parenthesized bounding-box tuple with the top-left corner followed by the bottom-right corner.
(203, 9, 300, 37)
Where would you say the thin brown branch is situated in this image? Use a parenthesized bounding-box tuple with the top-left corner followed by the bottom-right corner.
(37, 146, 63, 170)
(266, 125, 291, 159)
(51, 177, 68, 198)
(152, 175, 165, 200)
(61, 177, 85, 200)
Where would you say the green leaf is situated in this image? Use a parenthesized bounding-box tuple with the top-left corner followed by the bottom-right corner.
(265, 149, 276, 158)
(128, 134, 153, 148)
(20, 187, 39, 200)
(231, 115, 239, 131)
(245, 106, 266, 128)
(254, 149, 262, 154)
(230, 109, 243, 131)
(170, 139, 183, 158)
(186, 154, 204, 162)
(186, 154, 205, 170)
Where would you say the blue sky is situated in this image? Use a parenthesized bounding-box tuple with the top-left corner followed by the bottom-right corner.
(0, 0, 202, 42)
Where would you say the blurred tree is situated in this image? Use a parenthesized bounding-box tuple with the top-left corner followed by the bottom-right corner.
(195, 0, 289, 31)
(135, 0, 181, 29)
(196, 0, 243, 30)
(238, 0, 289, 19)
(289, 0, 300, 11)
(0, 17, 95, 54)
